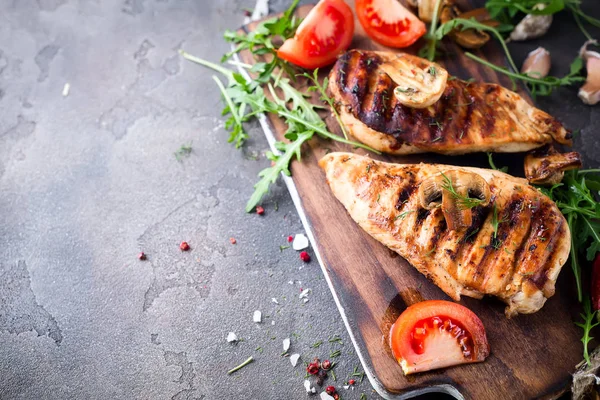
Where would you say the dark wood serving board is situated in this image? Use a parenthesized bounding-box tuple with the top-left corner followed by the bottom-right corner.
(238, 3, 582, 399)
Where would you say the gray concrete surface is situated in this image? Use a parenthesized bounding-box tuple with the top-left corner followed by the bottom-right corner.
(0, 0, 598, 399)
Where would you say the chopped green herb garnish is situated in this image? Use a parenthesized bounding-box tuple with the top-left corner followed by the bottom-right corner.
(227, 356, 254, 375)
(174, 142, 193, 161)
(329, 335, 343, 345)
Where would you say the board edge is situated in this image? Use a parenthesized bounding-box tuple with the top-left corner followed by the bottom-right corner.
(231, 52, 466, 400)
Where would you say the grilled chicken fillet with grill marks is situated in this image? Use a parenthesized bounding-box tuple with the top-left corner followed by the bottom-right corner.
(320, 152, 570, 316)
(328, 50, 571, 155)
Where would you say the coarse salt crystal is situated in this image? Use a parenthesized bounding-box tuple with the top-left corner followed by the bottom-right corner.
(253, 310, 262, 323)
(292, 233, 309, 251)
(226, 332, 238, 342)
(290, 353, 300, 367)
(303, 298, 309, 303)
(304, 380, 317, 393)
(299, 288, 311, 299)
(320, 392, 335, 400)
(283, 338, 290, 352)
(272, 298, 279, 304)
(62, 83, 70, 97)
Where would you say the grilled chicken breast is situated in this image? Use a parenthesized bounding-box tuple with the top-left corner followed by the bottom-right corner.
(328, 50, 572, 155)
(320, 152, 570, 316)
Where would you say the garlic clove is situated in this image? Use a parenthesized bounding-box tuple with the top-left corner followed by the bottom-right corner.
(510, 4, 552, 41)
(521, 47, 551, 78)
(578, 43, 600, 105)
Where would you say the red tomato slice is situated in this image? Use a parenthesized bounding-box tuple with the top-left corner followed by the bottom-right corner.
(355, 0, 426, 48)
(390, 300, 490, 375)
(277, 0, 354, 69)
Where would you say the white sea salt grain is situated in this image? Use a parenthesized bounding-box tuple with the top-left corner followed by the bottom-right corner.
(226, 332, 238, 342)
(290, 353, 300, 367)
(253, 310, 262, 323)
(283, 338, 291, 352)
(292, 233, 309, 250)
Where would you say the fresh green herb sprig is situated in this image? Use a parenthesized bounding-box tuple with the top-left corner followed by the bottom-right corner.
(575, 297, 600, 365)
(427, 17, 584, 97)
(485, 0, 600, 41)
(490, 202, 508, 248)
(418, 0, 444, 61)
(302, 68, 349, 140)
(222, 0, 301, 83)
(537, 170, 600, 302)
(464, 52, 585, 98)
(441, 172, 485, 209)
(182, 54, 379, 212)
(487, 152, 508, 173)
(486, 0, 565, 23)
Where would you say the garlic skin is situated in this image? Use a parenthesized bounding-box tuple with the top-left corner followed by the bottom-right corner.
(521, 47, 551, 78)
(578, 40, 600, 105)
(510, 4, 553, 41)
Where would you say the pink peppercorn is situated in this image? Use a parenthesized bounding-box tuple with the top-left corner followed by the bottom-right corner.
(180, 241, 190, 251)
(300, 251, 310, 262)
(256, 206, 265, 215)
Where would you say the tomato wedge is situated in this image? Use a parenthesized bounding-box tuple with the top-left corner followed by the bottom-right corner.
(390, 300, 490, 375)
(355, 0, 426, 48)
(277, 0, 354, 69)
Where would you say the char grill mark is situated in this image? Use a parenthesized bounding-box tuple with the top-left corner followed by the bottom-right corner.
(337, 57, 488, 146)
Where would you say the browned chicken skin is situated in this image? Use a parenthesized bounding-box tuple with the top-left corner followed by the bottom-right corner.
(320, 153, 571, 316)
(328, 50, 572, 155)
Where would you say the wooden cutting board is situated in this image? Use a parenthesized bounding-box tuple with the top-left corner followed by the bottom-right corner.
(237, 3, 582, 399)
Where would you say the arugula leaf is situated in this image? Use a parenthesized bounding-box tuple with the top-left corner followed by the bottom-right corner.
(302, 68, 349, 140)
(575, 297, 600, 365)
(486, 0, 565, 23)
(222, 0, 300, 83)
(246, 131, 313, 212)
(537, 170, 600, 302)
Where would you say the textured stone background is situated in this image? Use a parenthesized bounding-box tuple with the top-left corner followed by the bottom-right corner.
(0, 0, 597, 399)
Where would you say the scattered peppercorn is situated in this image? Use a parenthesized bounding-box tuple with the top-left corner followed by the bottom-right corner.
(287, 235, 293, 243)
(321, 359, 332, 370)
(180, 241, 190, 251)
(243, 9, 251, 16)
(325, 386, 337, 395)
(256, 206, 265, 215)
(229, 237, 237, 245)
(307, 362, 319, 375)
(137, 252, 147, 260)
(348, 379, 356, 385)
(300, 251, 310, 262)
